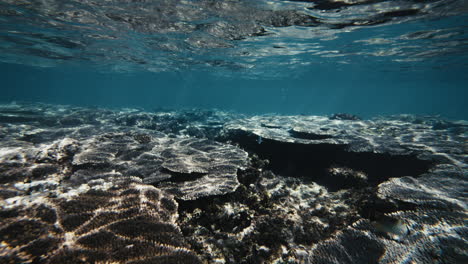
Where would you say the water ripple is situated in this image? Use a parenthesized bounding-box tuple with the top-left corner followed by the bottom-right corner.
(0, 0, 466, 78)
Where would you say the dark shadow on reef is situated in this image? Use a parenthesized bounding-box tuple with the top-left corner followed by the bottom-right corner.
(226, 131, 434, 192)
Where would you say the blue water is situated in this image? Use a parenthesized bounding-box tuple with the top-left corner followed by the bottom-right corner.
(1, 0, 467, 119)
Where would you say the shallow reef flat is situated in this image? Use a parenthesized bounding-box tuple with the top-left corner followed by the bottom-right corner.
(0, 103, 466, 264)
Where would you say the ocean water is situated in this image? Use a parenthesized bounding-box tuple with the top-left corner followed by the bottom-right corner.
(1, 0, 467, 118)
(0, 1, 467, 264)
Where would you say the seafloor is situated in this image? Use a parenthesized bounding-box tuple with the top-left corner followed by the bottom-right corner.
(0, 103, 466, 264)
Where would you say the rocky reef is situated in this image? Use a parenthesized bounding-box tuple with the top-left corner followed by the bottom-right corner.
(0, 103, 466, 263)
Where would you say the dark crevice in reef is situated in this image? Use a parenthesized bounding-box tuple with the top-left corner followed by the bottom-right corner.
(228, 131, 433, 192)
(159, 169, 207, 183)
(260, 123, 282, 129)
(288, 129, 334, 140)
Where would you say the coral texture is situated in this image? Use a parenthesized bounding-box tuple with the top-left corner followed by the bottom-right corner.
(0, 103, 466, 263)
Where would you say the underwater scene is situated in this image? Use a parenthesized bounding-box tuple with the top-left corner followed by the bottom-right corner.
(0, 1, 467, 263)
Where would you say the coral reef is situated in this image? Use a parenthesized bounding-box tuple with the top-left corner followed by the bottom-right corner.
(0, 177, 201, 264)
(0, 103, 466, 263)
